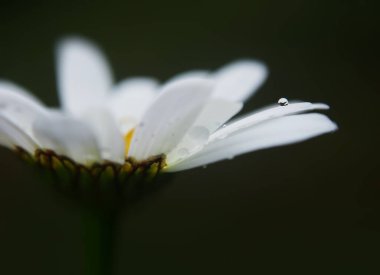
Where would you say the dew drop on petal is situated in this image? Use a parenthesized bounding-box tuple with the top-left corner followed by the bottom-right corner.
(189, 126, 210, 142)
(278, 98, 289, 106)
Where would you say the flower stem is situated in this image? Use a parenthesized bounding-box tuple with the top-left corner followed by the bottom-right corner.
(81, 207, 118, 275)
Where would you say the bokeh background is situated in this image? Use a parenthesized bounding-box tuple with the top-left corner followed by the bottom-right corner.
(0, 0, 379, 274)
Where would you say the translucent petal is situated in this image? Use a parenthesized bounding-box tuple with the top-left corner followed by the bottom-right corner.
(167, 70, 209, 82)
(107, 77, 158, 134)
(32, 112, 101, 165)
(167, 99, 242, 164)
(0, 113, 38, 153)
(56, 37, 113, 116)
(81, 107, 125, 164)
(168, 113, 337, 171)
(128, 77, 214, 160)
(210, 102, 329, 141)
(213, 60, 268, 102)
(0, 80, 47, 137)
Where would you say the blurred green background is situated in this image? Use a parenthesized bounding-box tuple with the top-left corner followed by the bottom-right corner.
(0, 0, 379, 274)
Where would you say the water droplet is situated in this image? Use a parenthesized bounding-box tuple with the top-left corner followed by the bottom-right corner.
(202, 165, 208, 169)
(222, 124, 227, 128)
(177, 148, 189, 157)
(278, 98, 289, 106)
(189, 126, 210, 142)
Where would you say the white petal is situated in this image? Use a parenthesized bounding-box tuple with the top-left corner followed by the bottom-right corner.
(0, 80, 47, 137)
(0, 113, 38, 153)
(112, 77, 158, 96)
(80, 108, 125, 164)
(128, 77, 214, 160)
(213, 60, 268, 102)
(0, 80, 44, 105)
(211, 102, 329, 141)
(107, 77, 158, 133)
(32, 112, 101, 165)
(168, 113, 337, 171)
(167, 70, 209, 82)
(167, 99, 242, 164)
(56, 37, 113, 116)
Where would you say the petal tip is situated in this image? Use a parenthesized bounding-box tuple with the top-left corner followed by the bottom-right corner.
(56, 35, 94, 49)
(55, 36, 104, 62)
(314, 103, 330, 110)
(161, 75, 215, 93)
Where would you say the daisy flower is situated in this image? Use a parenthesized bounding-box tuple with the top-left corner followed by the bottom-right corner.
(0, 37, 337, 188)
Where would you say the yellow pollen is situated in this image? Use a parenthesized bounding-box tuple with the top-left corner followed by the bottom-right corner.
(124, 129, 135, 156)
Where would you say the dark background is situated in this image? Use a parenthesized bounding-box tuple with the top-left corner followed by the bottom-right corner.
(0, 0, 379, 274)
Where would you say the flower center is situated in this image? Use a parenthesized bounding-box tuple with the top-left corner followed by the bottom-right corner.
(124, 128, 135, 156)
(15, 147, 167, 206)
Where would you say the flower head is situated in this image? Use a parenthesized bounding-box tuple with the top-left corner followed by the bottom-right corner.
(0, 37, 337, 188)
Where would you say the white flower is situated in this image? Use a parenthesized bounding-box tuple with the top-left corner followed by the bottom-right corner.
(0, 37, 337, 173)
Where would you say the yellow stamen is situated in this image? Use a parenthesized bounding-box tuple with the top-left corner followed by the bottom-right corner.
(124, 129, 135, 156)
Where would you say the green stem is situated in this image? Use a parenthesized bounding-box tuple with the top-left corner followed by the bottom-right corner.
(81, 208, 118, 275)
